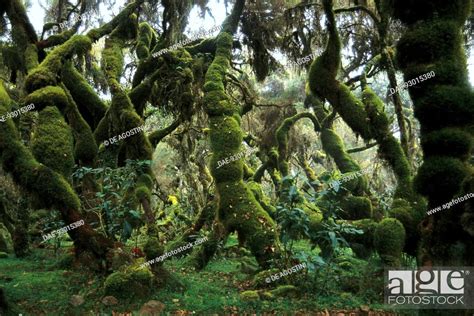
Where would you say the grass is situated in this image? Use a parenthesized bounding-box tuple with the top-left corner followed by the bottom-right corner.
(0, 236, 416, 315)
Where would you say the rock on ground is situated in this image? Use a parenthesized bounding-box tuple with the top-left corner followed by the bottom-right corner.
(139, 300, 165, 315)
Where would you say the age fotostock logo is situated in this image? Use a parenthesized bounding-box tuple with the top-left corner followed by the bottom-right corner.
(385, 268, 474, 309)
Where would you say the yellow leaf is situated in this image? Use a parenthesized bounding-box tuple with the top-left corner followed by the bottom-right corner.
(168, 195, 179, 205)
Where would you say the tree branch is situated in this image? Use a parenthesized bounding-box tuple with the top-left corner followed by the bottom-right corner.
(334, 5, 380, 25)
(148, 118, 182, 147)
(347, 142, 378, 153)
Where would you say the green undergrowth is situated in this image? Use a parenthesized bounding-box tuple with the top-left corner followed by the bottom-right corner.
(0, 237, 415, 315)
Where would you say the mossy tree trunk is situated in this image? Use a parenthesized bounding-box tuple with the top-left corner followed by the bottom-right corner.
(202, 0, 278, 268)
(388, 0, 474, 266)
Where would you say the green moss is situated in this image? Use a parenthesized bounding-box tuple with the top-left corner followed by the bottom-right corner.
(217, 181, 277, 267)
(100, 13, 138, 86)
(143, 237, 164, 263)
(202, 30, 278, 268)
(414, 85, 474, 132)
(374, 218, 405, 266)
(389, 202, 418, 256)
(136, 22, 155, 59)
(86, 0, 141, 40)
(23, 86, 69, 111)
(240, 290, 259, 301)
(209, 116, 243, 154)
(260, 291, 275, 301)
(309, 1, 417, 219)
(307, 211, 323, 233)
(32, 106, 75, 177)
(61, 84, 98, 165)
(24, 67, 57, 93)
(302, 160, 318, 183)
(344, 219, 378, 258)
(339, 196, 373, 220)
(253, 268, 281, 288)
(24, 44, 39, 71)
(390, 0, 471, 26)
(362, 85, 413, 200)
(114, 13, 138, 40)
(25, 35, 92, 92)
(269, 285, 298, 298)
(379, 136, 413, 199)
(308, 1, 340, 100)
(319, 128, 368, 195)
(100, 89, 152, 163)
(210, 160, 243, 182)
(128, 67, 166, 115)
(362, 86, 390, 134)
(103, 267, 153, 299)
(61, 62, 107, 129)
(134, 186, 151, 201)
(91, 15, 155, 220)
(422, 128, 472, 160)
(396, 20, 463, 69)
(275, 112, 320, 177)
(320, 129, 359, 173)
(401, 59, 468, 98)
(242, 163, 255, 180)
(204, 91, 237, 116)
(415, 156, 468, 202)
(0, 81, 81, 217)
(93, 116, 110, 145)
(338, 86, 373, 138)
(247, 181, 276, 218)
(102, 37, 125, 82)
(0, 83, 13, 112)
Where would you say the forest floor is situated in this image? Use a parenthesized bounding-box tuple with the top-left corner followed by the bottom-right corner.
(0, 236, 410, 316)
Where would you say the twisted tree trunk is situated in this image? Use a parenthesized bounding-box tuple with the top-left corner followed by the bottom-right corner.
(390, 0, 474, 267)
(201, 0, 278, 268)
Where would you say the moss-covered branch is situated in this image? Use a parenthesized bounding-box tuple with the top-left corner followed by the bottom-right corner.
(148, 118, 181, 148)
(25, 35, 92, 93)
(0, 81, 113, 261)
(275, 112, 320, 177)
(86, 0, 144, 42)
(305, 91, 368, 196)
(135, 22, 158, 60)
(61, 62, 108, 130)
(60, 83, 99, 165)
(309, 0, 414, 202)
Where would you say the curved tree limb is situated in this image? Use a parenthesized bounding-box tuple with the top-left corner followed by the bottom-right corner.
(334, 5, 380, 25)
(148, 117, 182, 147)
